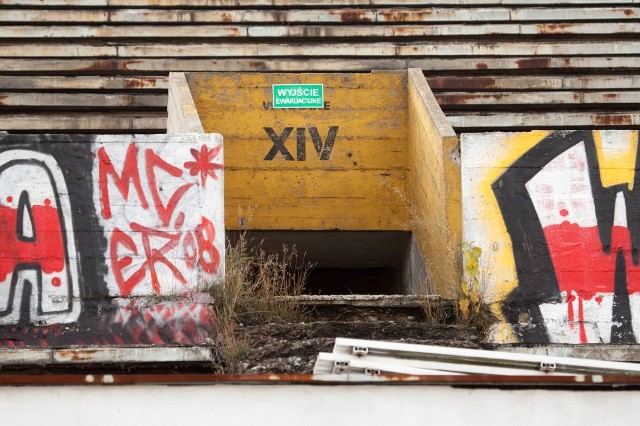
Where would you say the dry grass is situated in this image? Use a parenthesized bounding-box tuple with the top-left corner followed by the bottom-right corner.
(381, 176, 496, 336)
(208, 234, 313, 368)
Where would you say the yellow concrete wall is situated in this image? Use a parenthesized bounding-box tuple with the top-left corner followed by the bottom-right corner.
(188, 72, 411, 231)
(407, 69, 460, 297)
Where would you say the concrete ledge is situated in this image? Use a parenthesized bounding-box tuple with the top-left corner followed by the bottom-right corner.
(488, 344, 640, 362)
(0, 346, 215, 366)
(289, 295, 440, 308)
(167, 72, 204, 133)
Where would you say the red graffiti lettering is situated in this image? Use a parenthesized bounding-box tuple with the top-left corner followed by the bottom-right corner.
(111, 228, 145, 298)
(110, 217, 220, 296)
(130, 222, 186, 294)
(183, 231, 198, 269)
(0, 204, 65, 282)
(195, 217, 220, 274)
(145, 149, 194, 227)
(98, 143, 149, 219)
(102, 143, 222, 296)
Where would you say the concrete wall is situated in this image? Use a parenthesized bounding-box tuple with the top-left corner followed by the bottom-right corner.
(167, 72, 204, 134)
(0, 133, 224, 346)
(1, 383, 638, 426)
(407, 69, 460, 297)
(463, 130, 640, 344)
(184, 70, 456, 295)
(188, 71, 411, 232)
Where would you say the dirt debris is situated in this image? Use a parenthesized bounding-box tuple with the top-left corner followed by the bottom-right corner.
(225, 320, 480, 375)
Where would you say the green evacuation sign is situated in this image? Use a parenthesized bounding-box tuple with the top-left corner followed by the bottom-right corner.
(272, 84, 324, 109)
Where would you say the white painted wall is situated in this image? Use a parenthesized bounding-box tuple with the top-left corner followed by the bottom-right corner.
(0, 384, 635, 425)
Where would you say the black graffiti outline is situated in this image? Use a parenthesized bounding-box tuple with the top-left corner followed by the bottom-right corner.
(492, 130, 640, 343)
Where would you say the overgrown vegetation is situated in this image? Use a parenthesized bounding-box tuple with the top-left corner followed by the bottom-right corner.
(419, 243, 495, 336)
(380, 176, 496, 336)
(209, 234, 313, 370)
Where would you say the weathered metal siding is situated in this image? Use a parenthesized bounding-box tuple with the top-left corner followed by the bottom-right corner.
(0, 0, 637, 132)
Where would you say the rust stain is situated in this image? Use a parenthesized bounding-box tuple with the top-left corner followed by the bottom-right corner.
(428, 77, 497, 90)
(536, 23, 577, 34)
(339, 9, 373, 22)
(2, 373, 640, 386)
(437, 93, 505, 105)
(378, 10, 429, 22)
(594, 115, 633, 126)
(78, 60, 119, 72)
(57, 349, 99, 361)
(125, 78, 158, 89)
(516, 58, 551, 69)
(475, 63, 488, 70)
(119, 60, 142, 71)
(603, 93, 618, 100)
(624, 9, 635, 16)
(221, 12, 233, 22)
(0, 95, 6, 105)
(393, 27, 409, 36)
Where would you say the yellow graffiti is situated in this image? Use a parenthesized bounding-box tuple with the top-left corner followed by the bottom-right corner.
(473, 130, 640, 343)
(594, 130, 638, 191)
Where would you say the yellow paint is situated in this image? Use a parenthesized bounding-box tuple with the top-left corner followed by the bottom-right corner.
(406, 69, 460, 297)
(470, 131, 550, 342)
(477, 130, 550, 294)
(594, 130, 638, 190)
(188, 72, 411, 231)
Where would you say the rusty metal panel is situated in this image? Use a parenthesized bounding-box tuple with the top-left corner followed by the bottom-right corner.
(3, 42, 637, 59)
(411, 56, 640, 71)
(0, 76, 168, 90)
(2, 7, 638, 24)
(447, 113, 640, 129)
(0, 1, 639, 133)
(0, 25, 247, 38)
(427, 75, 640, 91)
(436, 91, 640, 106)
(0, 58, 409, 73)
(2, 23, 640, 39)
(0, 92, 166, 108)
(0, 44, 116, 57)
(0, 113, 166, 130)
(400, 41, 640, 57)
(1, 0, 638, 5)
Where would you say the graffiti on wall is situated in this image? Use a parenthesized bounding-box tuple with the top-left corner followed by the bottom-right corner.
(462, 130, 640, 344)
(0, 134, 224, 347)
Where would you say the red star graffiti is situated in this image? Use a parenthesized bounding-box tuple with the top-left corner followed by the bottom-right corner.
(183, 145, 223, 187)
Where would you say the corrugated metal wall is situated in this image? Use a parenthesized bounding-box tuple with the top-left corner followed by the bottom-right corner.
(0, 0, 638, 133)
